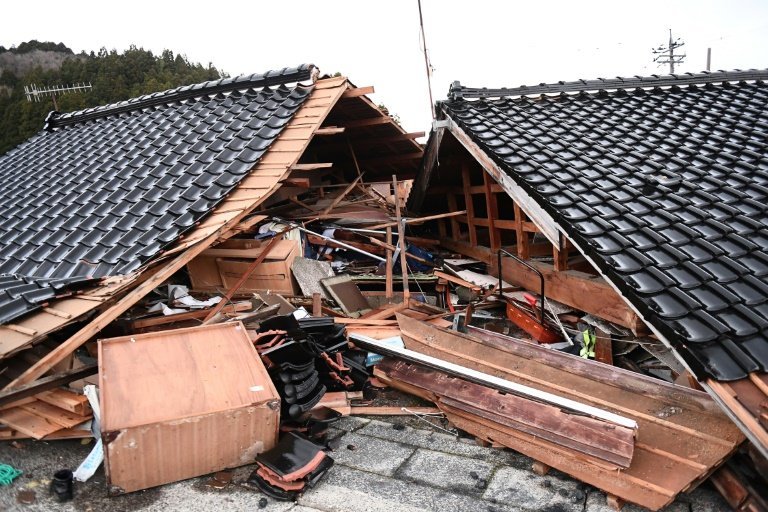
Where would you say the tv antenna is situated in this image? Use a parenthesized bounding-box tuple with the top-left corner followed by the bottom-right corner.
(24, 82, 92, 110)
(652, 29, 686, 73)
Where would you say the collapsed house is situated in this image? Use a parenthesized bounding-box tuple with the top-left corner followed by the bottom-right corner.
(0, 66, 767, 511)
(410, 69, 768, 458)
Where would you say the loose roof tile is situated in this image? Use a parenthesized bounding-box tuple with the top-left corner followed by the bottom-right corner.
(441, 69, 768, 381)
(0, 65, 315, 324)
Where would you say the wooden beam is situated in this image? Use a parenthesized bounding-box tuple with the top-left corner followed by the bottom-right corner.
(366, 210, 468, 231)
(359, 152, 423, 166)
(342, 117, 392, 129)
(350, 406, 441, 416)
(314, 126, 345, 135)
(282, 177, 311, 188)
(321, 174, 363, 216)
(0, 363, 97, 407)
(446, 117, 560, 246)
(341, 86, 374, 98)
(290, 163, 333, 171)
(500, 260, 646, 333)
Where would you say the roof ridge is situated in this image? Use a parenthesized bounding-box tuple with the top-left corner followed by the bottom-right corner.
(45, 64, 317, 130)
(447, 68, 768, 101)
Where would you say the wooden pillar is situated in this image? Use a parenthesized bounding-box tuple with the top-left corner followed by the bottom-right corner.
(554, 233, 569, 271)
(513, 203, 530, 259)
(385, 226, 394, 301)
(594, 327, 613, 365)
(393, 175, 410, 301)
(447, 194, 460, 239)
(461, 163, 477, 246)
(483, 172, 501, 251)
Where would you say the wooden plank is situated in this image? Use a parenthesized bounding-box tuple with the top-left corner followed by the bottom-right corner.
(290, 163, 333, 171)
(349, 406, 441, 416)
(433, 271, 482, 291)
(398, 318, 742, 464)
(0, 363, 97, 407)
(0, 407, 64, 439)
(36, 389, 91, 415)
(342, 117, 392, 129)
(501, 260, 646, 333)
(705, 379, 768, 460)
(131, 302, 251, 329)
(379, 359, 635, 467)
(353, 330, 636, 429)
(334, 318, 398, 326)
(20, 401, 90, 429)
(314, 126, 345, 135)
(341, 86, 375, 98)
(360, 302, 407, 321)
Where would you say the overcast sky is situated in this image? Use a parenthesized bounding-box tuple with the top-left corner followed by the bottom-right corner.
(2, 0, 767, 137)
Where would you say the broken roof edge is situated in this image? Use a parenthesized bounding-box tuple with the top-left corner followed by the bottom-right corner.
(46, 63, 318, 130)
(446, 68, 768, 101)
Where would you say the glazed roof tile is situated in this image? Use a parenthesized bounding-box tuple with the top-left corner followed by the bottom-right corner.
(0, 64, 314, 324)
(442, 69, 768, 381)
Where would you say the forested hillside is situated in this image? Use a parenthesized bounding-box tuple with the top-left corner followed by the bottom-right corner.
(0, 41, 224, 154)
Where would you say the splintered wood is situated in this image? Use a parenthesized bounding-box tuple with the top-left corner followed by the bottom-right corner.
(390, 314, 744, 511)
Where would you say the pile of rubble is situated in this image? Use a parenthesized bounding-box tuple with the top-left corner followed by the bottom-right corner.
(0, 67, 766, 512)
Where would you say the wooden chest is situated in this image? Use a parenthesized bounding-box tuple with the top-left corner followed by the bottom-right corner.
(99, 322, 279, 494)
(186, 237, 300, 295)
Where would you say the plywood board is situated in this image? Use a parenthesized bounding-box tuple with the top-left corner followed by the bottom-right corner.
(321, 275, 371, 318)
(99, 322, 279, 431)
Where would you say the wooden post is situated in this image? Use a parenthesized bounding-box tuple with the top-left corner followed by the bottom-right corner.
(483, 172, 500, 251)
(462, 163, 477, 246)
(312, 293, 322, 317)
(447, 194, 460, 239)
(594, 327, 613, 365)
(385, 226, 394, 301)
(393, 175, 410, 301)
(554, 233, 569, 271)
(514, 203, 530, 259)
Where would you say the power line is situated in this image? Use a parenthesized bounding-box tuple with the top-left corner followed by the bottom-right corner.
(652, 29, 686, 73)
(417, 0, 435, 120)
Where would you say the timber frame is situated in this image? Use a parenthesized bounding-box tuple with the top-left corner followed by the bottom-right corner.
(412, 118, 647, 334)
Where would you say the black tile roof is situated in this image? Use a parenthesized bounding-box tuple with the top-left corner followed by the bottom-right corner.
(0, 64, 315, 324)
(441, 70, 768, 381)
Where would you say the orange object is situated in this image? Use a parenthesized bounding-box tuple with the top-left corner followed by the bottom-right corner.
(505, 300, 562, 344)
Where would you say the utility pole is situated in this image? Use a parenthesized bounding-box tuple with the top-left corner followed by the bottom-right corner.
(652, 29, 686, 73)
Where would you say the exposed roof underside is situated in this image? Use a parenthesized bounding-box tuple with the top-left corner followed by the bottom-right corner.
(440, 70, 768, 382)
(0, 65, 315, 324)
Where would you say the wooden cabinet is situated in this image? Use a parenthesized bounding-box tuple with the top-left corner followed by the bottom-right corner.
(99, 322, 279, 494)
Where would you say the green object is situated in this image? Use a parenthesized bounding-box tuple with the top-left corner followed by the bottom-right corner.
(580, 329, 596, 359)
(0, 464, 22, 485)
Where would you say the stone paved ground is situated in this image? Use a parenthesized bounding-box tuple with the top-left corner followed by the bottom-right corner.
(0, 416, 731, 512)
